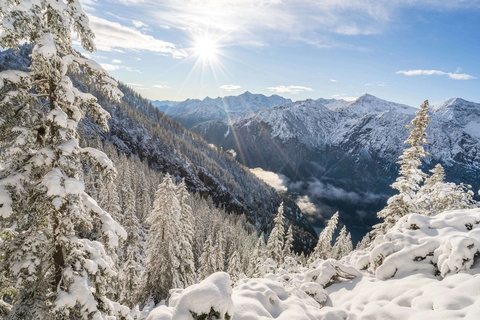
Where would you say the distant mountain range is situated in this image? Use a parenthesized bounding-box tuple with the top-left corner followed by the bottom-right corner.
(175, 93, 480, 242)
(150, 91, 292, 128)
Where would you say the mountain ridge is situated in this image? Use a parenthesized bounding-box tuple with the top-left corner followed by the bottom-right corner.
(190, 94, 480, 241)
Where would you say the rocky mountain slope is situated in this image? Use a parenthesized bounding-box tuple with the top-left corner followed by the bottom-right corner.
(191, 94, 480, 241)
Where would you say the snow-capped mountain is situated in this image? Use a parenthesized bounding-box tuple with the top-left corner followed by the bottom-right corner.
(152, 91, 292, 128)
(192, 94, 480, 241)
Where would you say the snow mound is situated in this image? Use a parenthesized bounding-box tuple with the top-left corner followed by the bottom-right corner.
(232, 278, 323, 320)
(350, 208, 480, 280)
(147, 272, 233, 320)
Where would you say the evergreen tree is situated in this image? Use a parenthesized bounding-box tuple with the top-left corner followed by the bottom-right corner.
(176, 179, 196, 287)
(375, 100, 431, 235)
(247, 233, 266, 277)
(117, 166, 142, 308)
(0, 1, 127, 318)
(331, 226, 353, 260)
(355, 234, 371, 251)
(417, 164, 476, 215)
(283, 225, 294, 258)
(309, 212, 339, 262)
(227, 250, 242, 284)
(139, 173, 191, 304)
(266, 203, 285, 264)
(198, 236, 216, 280)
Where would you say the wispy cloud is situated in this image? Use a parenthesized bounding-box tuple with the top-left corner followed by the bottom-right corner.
(267, 85, 313, 94)
(122, 0, 480, 49)
(99, 63, 140, 73)
(87, 16, 187, 58)
(220, 85, 242, 91)
(152, 84, 171, 89)
(332, 94, 358, 101)
(112, 59, 122, 64)
(330, 79, 338, 82)
(132, 20, 148, 29)
(99, 63, 120, 71)
(396, 69, 476, 80)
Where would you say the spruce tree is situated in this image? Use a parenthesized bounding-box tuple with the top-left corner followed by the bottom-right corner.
(375, 100, 431, 235)
(176, 179, 196, 287)
(283, 225, 294, 258)
(266, 203, 285, 264)
(0, 1, 127, 318)
(331, 226, 353, 260)
(417, 164, 476, 215)
(118, 164, 142, 308)
(227, 250, 242, 284)
(247, 233, 266, 277)
(309, 212, 339, 262)
(198, 236, 216, 280)
(139, 173, 191, 304)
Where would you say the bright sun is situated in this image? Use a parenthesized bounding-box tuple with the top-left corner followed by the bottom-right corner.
(194, 36, 217, 60)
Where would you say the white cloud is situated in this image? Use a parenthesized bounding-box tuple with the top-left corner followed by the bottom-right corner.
(296, 195, 318, 214)
(250, 167, 289, 192)
(127, 83, 143, 86)
(132, 20, 148, 29)
(100, 63, 141, 73)
(396, 69, 476, 80)
(100, 63, 120, 71)
(220, 85, 242, 91)
(112, 59, 122, 64)
(330, 79, 338, 82)
(153, 84, 171, 89)
(332, 94, 358, 101)
(365, 82, 385, 87)
(267, 85, 313, 95)
(87, 16, 187, 58)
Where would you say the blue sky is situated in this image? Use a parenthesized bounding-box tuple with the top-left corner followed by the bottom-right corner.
(78, 0, 480, 106)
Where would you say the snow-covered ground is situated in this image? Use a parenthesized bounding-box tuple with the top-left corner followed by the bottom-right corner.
(145, 208, 480, 320)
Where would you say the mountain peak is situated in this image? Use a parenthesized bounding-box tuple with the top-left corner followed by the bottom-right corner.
(344, 94, 416, 115)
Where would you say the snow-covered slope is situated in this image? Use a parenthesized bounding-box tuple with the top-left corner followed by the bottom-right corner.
(339, 93, 417, 116)
(146, 208, 480, 320)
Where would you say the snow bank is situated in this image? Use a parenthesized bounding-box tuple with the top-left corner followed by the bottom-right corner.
(322, 266, 480, 320)
(147, 272, 233, 320)
(351, 209, 480, 280)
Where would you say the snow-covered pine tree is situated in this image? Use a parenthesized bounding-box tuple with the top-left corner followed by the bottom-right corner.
(417, 164, 476, 215)
(355, 234, 371, 251)
(118, 165, 142, 308)
(266, 203, 285, 264)
(139, 173, 189, 304)
(283, 225, 294, 258)
(176, 179, 196, 287)
(198, 235, 216, 281)
(331, 226, 353, 260)
(247, 233, 266, 277)
(0, 1, 128, 318)
(227, 250, 242, 284)
(309, 212, 339, 262)
(213, 230, 227, 272)
(375, 100, 431, 236)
